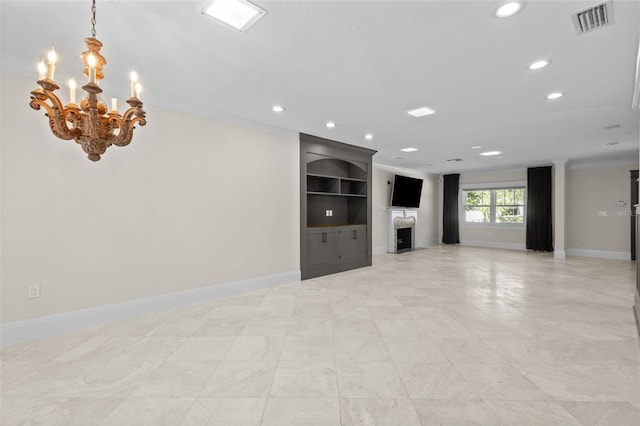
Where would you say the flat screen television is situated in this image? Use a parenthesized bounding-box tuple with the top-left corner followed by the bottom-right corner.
(391, 174, 423, 208)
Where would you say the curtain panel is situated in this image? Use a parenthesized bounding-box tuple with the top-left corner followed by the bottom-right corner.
(526, 166, 553, 251)
(442, 173, 460, 244)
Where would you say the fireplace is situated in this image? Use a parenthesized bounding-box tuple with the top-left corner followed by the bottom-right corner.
(388, 209, 417, 253)
(396, 227, 412, 253)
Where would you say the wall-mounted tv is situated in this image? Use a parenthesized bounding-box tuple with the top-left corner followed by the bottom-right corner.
(391, 174, 423, 208)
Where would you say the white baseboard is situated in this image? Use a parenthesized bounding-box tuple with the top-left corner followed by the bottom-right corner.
(460, 240, 526, 251)
(373, 246, 389, 256)
(554, 250, 566, 259)
(417, 239, 438, 249)
(566, 248, 631, 260)
(1, 270, 300, 347)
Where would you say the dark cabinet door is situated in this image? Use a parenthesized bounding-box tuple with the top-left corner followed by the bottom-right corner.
(324, 230, 340, 263)
(307, 231, 325, 266)
(307, 229, 340, 266)
(340, 227, 367, 261)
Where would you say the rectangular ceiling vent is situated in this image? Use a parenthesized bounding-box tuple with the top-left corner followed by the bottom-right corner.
(572, 1, 614, 35)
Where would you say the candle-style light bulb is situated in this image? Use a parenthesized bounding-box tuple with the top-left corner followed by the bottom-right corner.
(68, 78, 77, 104)
(87, 54, 97, 84)
(130, 71, 138, 98)
(47, 47, 57, 80)
(37, 61, 46, 80)
(135, 83, 142, 99)
(47, 48, 57, 64)
(111, 98, 118, 112)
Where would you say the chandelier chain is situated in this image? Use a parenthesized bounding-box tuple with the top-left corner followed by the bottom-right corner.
(91, 0, 97, 38)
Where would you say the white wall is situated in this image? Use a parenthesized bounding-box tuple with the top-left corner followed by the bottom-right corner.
(4, 67, 633, 329)
(372, 165, 439, 253)
(1, 72, 300, 324)
(566, 162, 638, 259)
(458, 169, 527, 250)
(434, 163, 639, 257)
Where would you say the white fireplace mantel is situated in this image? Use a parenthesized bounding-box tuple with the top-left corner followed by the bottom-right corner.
(387, 209, 418, 253)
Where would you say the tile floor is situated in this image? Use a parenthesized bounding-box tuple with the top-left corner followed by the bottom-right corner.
(2, 245, 640, 425)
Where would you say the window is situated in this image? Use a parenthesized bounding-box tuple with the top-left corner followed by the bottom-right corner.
(463, 186, 525, 225)
(495, 188, 525, 223)
(465, 189, 491, 223)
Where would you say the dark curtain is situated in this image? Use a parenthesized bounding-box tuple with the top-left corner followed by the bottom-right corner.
(526, 166, 553, 251)
(442, 174, 460, 244)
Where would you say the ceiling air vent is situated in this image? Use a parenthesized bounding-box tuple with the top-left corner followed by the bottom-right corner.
(572, 1, 613, 35)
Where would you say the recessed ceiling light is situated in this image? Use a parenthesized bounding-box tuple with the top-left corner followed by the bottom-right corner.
(480, 151, 502, 156)
(272, 105, 285, 113)
(470, 145, 483, 150)
(407, 106, 436, 117)
(495, 1, 525, 18)
(400, 147, 418, 152)
(203, 0, 266, 33)
(364, 134, 373, 140)
(528, 59, 550, 70)
(546, 92, 563, 100)
(325, 121, 336, 128)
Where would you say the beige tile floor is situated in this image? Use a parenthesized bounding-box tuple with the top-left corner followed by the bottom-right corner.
(2, 245, 640, 425)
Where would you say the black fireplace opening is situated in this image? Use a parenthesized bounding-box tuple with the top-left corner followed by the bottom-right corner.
(396, 227, 412, 253)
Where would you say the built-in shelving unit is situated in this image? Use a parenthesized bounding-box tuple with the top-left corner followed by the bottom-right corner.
(300, 133, 376, 279)
(307, 174, 367, 197)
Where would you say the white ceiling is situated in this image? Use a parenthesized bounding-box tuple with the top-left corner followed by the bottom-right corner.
(2, 0, 639, 173)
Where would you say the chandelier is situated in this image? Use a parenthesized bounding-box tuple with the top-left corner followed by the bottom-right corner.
(29, 0, 146, 162)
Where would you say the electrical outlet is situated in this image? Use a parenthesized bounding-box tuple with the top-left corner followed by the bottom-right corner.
(28, 284, 40, 298)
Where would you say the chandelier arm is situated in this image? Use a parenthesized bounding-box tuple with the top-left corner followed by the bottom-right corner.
(29, 93, 79, 140)
(44, 91, 82, 139)
(44, 89, 64, 111)
(29, 96, 55, 118)
(62, 108, 81, 132)
(112, 113, 147, 147)
(106, 114, 123, 132)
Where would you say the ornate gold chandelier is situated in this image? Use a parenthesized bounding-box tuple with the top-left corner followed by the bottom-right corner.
(29, 0, 146, 162)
